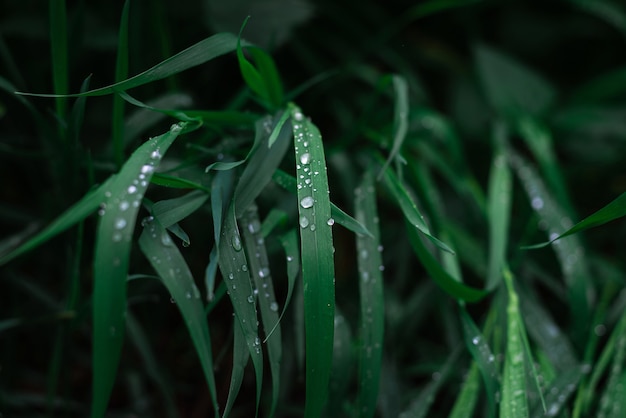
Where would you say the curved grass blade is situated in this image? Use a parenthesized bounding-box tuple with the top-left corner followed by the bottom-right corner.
(138, 219, 218, 415)
(500, 269, 529, 418)
(240, 204, 282, 417)
(290, 103, 335, 418)
(449, 362, 481, 418)
(222, 321, 249, 418)
(150, 173, 210, 192)
(486, 123, 512, 289)
(218, 202, 263, 413)
(0, 177, 113, 265)
(151, 190, 208, 229)
(378, 74, 408, 177)
(112, 0, 130, 167)
(407, 225, 488, 302)
(380, 161, 454, 254)
(16, 33, 242, 97)
(235, 115, 292, 218)
(272, 169, 373, 237)
(354, 170, 385, 418)
(524, 191, 626, 249)
(91, 123, 185, 418)
(460, 308, 499, 418)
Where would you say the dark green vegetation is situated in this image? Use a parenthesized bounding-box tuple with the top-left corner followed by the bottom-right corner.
(1, 0, 626, 416)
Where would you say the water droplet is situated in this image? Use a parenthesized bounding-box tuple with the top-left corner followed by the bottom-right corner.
(119, 201, 129, 211)
(594, 324, 606, 336)
(161, 232, 173, 246)
(270, 302, 279, 312)
(104, 191, 112, 198)
(287, 256, 293, 262)
(247, 219, 261, 234)
(170, 122, 183, 132)
(360, 249, 368, 259)
(472, 336, 480, 345)
(379, 265, 385, 271)
(310, 224, 316, 231)
(112, 232, 123, 242)
(150, 150, 161, 160)
(327, 218, 335, 226)
(231, 235, 242, 251)
(228, 273, 234, 280)
(294, 111, 304, 121)
(98, 208, 105, 216)
(247, 295, 254, 303)
(127, 185, 137, 194)
(141, 164, 154, 174)
(377, 245, 384, 252)
(114, 218, 127, 230)
(299, 216, 309, 228)
(531, 197, 544, 210)
(300, 152, 311, 165)
(141, 216, 154, 227)
(170, 297, 176, 304)
(241, 264, 248, 272)
(185, 291, 192, 299)
(300, 196, 314, 208)
(258, 267, 270, 278)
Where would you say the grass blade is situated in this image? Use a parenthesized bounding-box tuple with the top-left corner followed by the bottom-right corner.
(91, 123, 185, 418)
(218, 202, 263, 413)
(17, 33, 242, 97)
(151, 190, 208, 229)
(240, 204, 282, 417)
(486, 122, 512, 289)
(500, 268, 529, 418)
(222, 321, 249, 418)
(290, 103, 335, 418)
(112, 0, 130, 167)
(524, 191, 626, 249)
(449, 362, 481, 418)
(49, 0, 68, 126)
(327, 311, 354, 416)
(355, 170, 385, 418)
(378, 74, 409, 177)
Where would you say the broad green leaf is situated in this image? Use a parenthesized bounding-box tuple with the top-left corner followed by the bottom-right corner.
(524, 192, 626, 249)
(240, 204, 282, 417)
(290, 103, 335, 418)
(355, 170, 385, 418)
(92, 123, 185, 418)
(218, 202, 263, 413)
(17, 33, 242, 97)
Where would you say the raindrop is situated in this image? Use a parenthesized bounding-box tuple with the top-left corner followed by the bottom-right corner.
(228, 273, 234, 280)
(127, 185, 137, 194)
(270, 302, 279, 312)
(114, 218, 127, 230)
(161, 232, 173, 246)
(141, 164, 154, 174)
(327, 218, 335, 226)
(531, 197, 544, 210)
(259, 267, 270, 278)
(299, 216, 309, 228)
(294, 111, 304, 121)
(247, 219, 261, 234)
(185, 291, 192, 299)
(379, 265, 385, 271)
(170, 297, 176, 304)
(150, 150, 161, 160)
(472, 336, 480, 345)
(377, 245, 384, 252)
(300, 196, 314, 208)
(141, 216, 154, 227)
(300, 153, 311, 165)
(105, 191, 112, 198)
(242, 264, 248, 272)
(170, 122, 182, 132)
(98, 208, 106, 216)
(231, 235, 242, 251)
(247, 295, 254, 303)
(112, 232, 123, 242)
(287, 256, 293, 262)
(119, 201, 129, 211)
(310, 225, 316, 231)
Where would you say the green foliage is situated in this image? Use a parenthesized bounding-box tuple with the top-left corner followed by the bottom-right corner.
(1, 0, 626, 417)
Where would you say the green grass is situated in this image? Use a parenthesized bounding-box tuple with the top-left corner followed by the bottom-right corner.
(1, 0, 626, 417)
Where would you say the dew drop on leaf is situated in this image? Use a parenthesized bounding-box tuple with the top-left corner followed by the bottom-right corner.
(270, 302, 279, 312)
(299, 216, 309, 228)
(300, 152, 311, 165)
(300, 196, 314, 208)
(231, 235, 242, 251)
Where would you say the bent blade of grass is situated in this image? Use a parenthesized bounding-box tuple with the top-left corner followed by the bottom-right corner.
(449, 362, 481, 418)
(235, 114, 292, 218)
(354, 170, 385, 418)
(0, 177, 113, 265)
(223, 321, 249, 418)
(378, 74, 409, 177)
(524, 191, 626, 249)
(486, 122, 512, 289)
(272, 169, 373, 237)
(120, 91, 200, 123)
(460, 308, 499, 418)
(249, 46, 284, 109)
(151, 190, 208, 229)
(290, 103, 335, 418)
(380, 161, 455, 254)
(91, 123, 185, 418)
(407, 225, 488, 302)
(218, 202, 263, 413)
(17, 33, 243, 97)
(240, 204, 282, 417)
